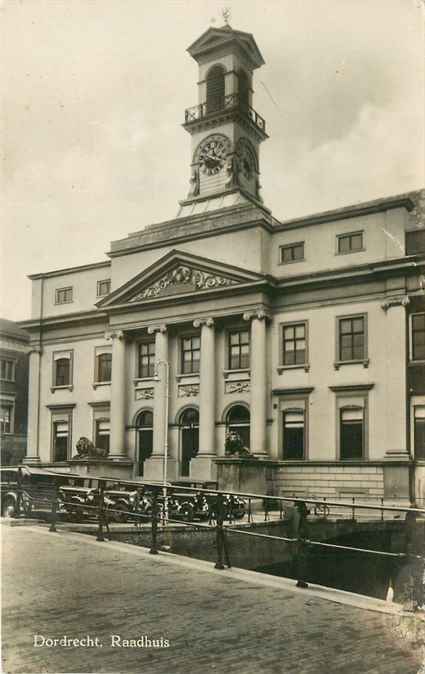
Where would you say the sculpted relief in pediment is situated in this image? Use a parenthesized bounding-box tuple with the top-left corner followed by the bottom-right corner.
(129, 265, 238, 302)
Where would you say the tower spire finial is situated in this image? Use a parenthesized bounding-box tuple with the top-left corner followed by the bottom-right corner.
(222, 7, 231, 26)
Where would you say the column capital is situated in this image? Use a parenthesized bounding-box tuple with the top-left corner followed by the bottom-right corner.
(381, 295, 410, 312)
(193, 317, 214, 329)
(29, 346, 42, 355)
(243, 308, 270, 322)
(147, 324, 167, 335)
(105, 329, 125, 341)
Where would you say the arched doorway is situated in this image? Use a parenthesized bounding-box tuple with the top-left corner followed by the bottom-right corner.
(179, 407, 199, 477)
(136, 410, 153, 477)
(226, 404, 250, 450)
(206, 65, 225, 114)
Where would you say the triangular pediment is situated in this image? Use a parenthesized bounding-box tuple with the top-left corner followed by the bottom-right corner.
(187, 27, 265, 69)
(97, 250, 267, 309)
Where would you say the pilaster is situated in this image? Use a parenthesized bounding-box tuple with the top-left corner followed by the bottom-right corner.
(24, 346, 42, 464)
(108, 330, 127, 459)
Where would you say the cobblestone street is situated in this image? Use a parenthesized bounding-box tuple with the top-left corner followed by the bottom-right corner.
(2, 525, 423, 674)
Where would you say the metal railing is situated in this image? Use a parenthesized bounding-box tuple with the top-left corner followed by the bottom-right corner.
(184, 93, 266, 133)
(8, 472, 425, 611)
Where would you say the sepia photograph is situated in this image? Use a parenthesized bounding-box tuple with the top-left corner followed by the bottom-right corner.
(1, 1, 425, 672)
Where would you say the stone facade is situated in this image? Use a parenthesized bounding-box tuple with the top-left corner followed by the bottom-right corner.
(20, 25, 425, 502)
(0, 319, 30, 464)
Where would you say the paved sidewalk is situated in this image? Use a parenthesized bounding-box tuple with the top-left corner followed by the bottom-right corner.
(2, 525, 422, 674)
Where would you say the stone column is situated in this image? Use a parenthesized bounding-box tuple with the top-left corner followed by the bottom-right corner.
(143, 325, 175, 480)
(381, 296, 410, 500)
(191, 318, 216, 480)
(25, 347, 42, 464)
(244, 309, 268, 457)
(109, 330, 127, 458)
(149, 325, 168, 456)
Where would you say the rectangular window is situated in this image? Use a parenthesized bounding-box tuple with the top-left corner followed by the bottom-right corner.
(138, 342, 155, 378)
(282, 322, 307, 366)
(55, 287, 73, 304)
(52, 351, 73, 388)
(96, 352, 112, 383)
(95, 420, 110, 453)
(53, 421, 69, 462)
(0, 405, 11, 433)
(282, 411, 305, 459)
(0, 359, 15, 382)
(414, 406, 425, 460)
(97, 279, 111, 297)
(340, 408, 364, 459)
(228, 330, 250, 369)
(337, 231, 364, 254)
(412, 313, 425, 361)
(406, 230, 425, 255)
(280, 242, 304, 264)
(181, 336, 200, 374)
(338, 315, 365, 362)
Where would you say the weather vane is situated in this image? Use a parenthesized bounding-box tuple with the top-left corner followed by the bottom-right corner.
(222, 7, 231, 25)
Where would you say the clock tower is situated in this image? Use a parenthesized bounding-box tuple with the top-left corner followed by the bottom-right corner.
(179, 24, 268, 216)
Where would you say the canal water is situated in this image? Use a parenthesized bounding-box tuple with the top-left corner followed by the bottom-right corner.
(257, 531, 410, 601)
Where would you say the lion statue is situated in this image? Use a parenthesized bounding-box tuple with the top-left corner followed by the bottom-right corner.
(73, 436, 109, 459)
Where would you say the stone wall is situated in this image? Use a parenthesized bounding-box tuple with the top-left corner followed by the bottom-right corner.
(269, 464, 385, 501)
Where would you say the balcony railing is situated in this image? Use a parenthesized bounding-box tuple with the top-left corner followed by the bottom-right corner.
(184, 93, 266, 134)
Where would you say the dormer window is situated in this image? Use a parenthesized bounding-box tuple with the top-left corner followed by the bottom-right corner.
(206, 65, 225, 113)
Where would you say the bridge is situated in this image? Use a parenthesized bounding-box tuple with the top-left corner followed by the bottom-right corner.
(2, 524, 423, 674)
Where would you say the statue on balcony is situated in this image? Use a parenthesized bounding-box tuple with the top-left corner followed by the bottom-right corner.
(73, 437, 109, 459)
(188, 166, 200, 197)
(224, 154, 239, 189)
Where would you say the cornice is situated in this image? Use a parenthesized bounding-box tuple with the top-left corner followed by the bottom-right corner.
(276, 195, 415, 232)
(28, 260, 111, 280)
(275, 256, 425, 291)
(108, 205, 274, 258)
(272, 387, 315, 396)
(20, 310, 108, 331)
(329, 384, 374, 392)
(103, 280, 269, 315)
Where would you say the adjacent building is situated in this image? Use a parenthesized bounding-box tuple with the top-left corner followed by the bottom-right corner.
(0, 319, 30, 464)
(22, 25, 425, 503)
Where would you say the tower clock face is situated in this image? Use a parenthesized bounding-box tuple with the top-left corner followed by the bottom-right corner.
(198, 135, 230, 176)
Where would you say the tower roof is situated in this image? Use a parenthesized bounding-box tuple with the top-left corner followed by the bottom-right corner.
(187, 25, 265, 69)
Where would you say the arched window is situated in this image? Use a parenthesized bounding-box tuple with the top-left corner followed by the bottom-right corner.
(136, 410, 153, 477)
(238, 70, 250, 110)
(179, 407, 199, 477)
(226, 404, 250, 450)
(206, 65, 225, 114)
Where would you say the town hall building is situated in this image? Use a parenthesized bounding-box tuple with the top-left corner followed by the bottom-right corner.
(22, 25, 425, 504)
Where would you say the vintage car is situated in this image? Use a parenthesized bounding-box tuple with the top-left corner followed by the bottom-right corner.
(203, 493, 246, 521)
(1, 466, 80, 518)
(1, 467, 29, 517)
(58, 485, 100, 521)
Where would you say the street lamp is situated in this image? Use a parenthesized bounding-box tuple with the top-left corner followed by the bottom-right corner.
(154, 360, 169, 524)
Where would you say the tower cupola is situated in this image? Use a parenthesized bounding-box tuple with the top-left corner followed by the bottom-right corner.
(180, 24, 268, 213)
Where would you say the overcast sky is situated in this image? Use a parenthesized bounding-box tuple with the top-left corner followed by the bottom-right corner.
(2, 0, 424, 321)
